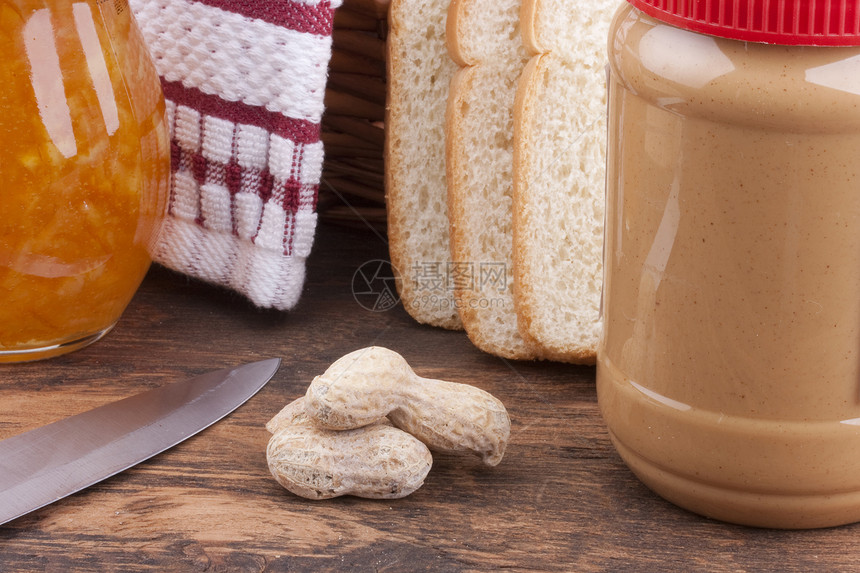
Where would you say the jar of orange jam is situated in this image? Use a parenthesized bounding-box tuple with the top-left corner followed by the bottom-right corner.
(0, 0, 168, 361)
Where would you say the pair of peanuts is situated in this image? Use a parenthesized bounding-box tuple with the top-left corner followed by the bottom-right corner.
(265, 346, 511, 500)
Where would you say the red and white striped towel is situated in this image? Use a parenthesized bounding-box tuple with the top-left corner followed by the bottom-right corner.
(129, 0, 341, 309)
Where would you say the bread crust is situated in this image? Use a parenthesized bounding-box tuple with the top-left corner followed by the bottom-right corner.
(518, 0, 542, 54)
(510, 0, 614, 363)
(511, 54, 553, 350)
(446, 0, 473, 67)
(385, 0, 462, 330)
(445, 67, 485, 343)
(512, 55, 597, 364)
(445, 0, 542, 360)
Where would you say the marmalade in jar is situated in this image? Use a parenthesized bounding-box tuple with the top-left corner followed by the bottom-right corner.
(0, 0, 169, 361)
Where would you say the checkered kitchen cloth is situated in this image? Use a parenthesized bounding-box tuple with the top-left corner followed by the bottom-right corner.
(130, 0, 342, 309)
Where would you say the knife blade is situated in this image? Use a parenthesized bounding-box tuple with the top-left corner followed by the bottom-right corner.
(0, 358, 280, 526)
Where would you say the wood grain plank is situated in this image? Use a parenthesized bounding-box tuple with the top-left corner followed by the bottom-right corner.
(1, 224, 859, 572)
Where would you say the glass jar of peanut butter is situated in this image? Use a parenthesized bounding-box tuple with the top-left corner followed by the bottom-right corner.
(598, 0, 860, 528)
(1, 0, 169, 361)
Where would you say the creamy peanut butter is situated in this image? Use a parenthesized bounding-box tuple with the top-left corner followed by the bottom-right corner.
(598, 3, 860, 528)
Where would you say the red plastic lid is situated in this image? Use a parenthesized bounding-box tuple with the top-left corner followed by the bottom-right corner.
(628, 0, 860, 45)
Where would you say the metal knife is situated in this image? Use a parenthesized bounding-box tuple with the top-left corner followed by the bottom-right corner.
(0, 358, 280, 526)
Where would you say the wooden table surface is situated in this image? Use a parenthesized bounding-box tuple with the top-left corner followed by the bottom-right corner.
(1, 222, 859, 572)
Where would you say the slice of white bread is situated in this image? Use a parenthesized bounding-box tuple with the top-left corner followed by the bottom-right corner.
(385, 0, 462, 329)
(446, 0, 542, 359)
(512, 0, 616, 363)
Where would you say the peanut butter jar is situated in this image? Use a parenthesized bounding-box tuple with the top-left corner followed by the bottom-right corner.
(598, 0, 860, 528)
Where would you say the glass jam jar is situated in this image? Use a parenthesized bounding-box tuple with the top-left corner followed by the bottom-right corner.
(598, 0, 860, 528)
(1, 0, 169, 361)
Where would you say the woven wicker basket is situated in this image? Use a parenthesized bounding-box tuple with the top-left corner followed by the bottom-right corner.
(319, 0, 390, 233)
